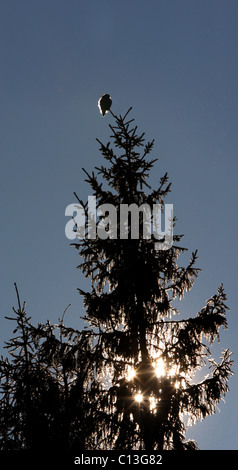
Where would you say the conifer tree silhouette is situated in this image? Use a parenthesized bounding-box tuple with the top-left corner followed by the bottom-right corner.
(0, 285, 94, 450)
(72, 105, 233, 450)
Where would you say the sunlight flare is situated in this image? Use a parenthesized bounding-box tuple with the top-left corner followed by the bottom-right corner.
(134, 392, 143, 403)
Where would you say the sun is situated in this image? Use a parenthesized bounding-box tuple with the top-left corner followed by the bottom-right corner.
(134, 392, 143, 403)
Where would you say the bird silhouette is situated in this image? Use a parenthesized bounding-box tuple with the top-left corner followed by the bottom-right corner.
(98, 94, 112, 116)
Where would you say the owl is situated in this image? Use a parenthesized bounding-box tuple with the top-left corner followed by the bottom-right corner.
(98, 94, 112, 116)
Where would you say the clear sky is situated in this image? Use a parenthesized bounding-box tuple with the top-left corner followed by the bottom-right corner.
(0, 0, 237, 450)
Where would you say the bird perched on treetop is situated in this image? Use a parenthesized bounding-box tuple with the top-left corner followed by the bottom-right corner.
(98, 94, 112, 116)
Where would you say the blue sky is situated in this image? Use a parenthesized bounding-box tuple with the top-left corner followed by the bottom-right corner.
(0, 0, 237, 450)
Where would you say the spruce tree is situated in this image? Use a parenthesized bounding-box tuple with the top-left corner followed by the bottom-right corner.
(72, 105, 233, 450)
(0, 284, 94, 450)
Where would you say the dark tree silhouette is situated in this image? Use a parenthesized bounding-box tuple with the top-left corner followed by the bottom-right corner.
(0, 284, 94, 450)
(72, 106, 233, 450)
(0, 105, 233, 451)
